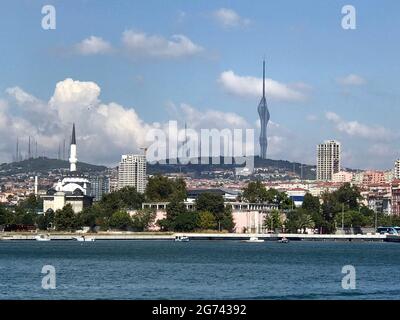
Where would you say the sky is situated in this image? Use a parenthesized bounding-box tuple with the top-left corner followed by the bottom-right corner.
(0, 0, 399, 169)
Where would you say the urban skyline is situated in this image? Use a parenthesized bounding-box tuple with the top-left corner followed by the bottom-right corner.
(0, 1, 399, 170)
(2, 1, 400, 303)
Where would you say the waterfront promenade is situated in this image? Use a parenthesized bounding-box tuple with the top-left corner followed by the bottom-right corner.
(0, 232, 394, 242)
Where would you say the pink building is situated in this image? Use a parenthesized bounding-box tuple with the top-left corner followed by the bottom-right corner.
(332, 171, 354, 183)
(363, 171, 386, 185)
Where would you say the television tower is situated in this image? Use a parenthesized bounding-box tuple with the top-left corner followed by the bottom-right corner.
(258, 59, 270, 159)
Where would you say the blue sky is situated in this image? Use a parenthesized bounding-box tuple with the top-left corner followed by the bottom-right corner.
(0, 0, 399, 169)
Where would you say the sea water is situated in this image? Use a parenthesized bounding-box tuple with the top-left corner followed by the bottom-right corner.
(0, 240, 399, 300)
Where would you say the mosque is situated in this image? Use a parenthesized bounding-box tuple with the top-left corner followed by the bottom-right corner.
(42, 124, 93, 213)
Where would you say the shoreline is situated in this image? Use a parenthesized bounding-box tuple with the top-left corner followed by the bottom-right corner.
(1, 232, 397, 242)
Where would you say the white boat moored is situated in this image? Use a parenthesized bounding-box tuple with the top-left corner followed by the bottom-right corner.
(242, 236, 264, 243)
(175, 235, 190, 242)
(35, 234, 51, 241)
(278, 237, 289, 243)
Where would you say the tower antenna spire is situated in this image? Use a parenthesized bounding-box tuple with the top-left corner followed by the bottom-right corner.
(258, 57, 270, 160)
(262, 59, 266, 98)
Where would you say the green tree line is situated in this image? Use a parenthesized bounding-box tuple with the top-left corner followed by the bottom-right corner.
(2, 177, 399, 234)
(242, 181, 400, 234)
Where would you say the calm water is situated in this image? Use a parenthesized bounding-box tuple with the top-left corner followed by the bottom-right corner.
(0, 240, 399, 300)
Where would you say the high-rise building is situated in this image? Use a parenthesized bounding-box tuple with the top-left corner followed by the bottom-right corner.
(258, 60, 270, 159)
(90, 176, 110, 201)
(394, 159, 400, 180)
(118, 154, 147, 193)
(317, 140, 341, 181)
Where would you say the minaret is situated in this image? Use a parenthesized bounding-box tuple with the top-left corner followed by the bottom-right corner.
(258, 60, 270, 159)
(69, 123, 77, 172)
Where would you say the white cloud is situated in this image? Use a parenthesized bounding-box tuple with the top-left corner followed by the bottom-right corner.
(337, 74, 366, 86)
(74, 36, 113, 55)
(122, 30, 203, 58)
(178, 103, 249, 129)
(6, 87, 39, 105)
(1, 79, 162, 164)
(218, 70, 308, 102)
(213, 8, 250, 28)
(325, 111, 393, 141)
(1, 80, 259, 165)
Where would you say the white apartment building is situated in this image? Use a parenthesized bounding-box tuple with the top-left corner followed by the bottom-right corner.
(118, 154, 147, 193)
(317, 140, 341, 181)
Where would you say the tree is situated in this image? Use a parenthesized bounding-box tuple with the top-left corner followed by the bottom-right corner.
(36, 209, 55, 230)
(99, 186, 144, 215)
(173, 212, 198, 232)
(196, 193, 225, 218)
(242, 183, 294, 209)
(109, 211, 132, 230)
(263, 210, 283, 232)
(285, 209, 315, 233)
(319, 184, 363, 233)
(220, 207, 235, 232)
(334, 210, 369, 228)
(145, 175, 187, 202)
(54, 204, 77, 231)
(131, 209, 156, 231)
(302, 193, 320, 214)
(334, 183, 361, 210)
(8, 194, 43, 226)
(270, 189, 294, 210)
(159, 200, 189, 231)
(172, 178, 187, 202)
(242, 181, 268, 203)
(196, 192, 233, 230)
(197, 211, 217, 230)
(36, 215, 47, 230)
(302, 193, 325, 233)
(321, 192, 342, 233)
(117, 186, 145, 209)
(0, 205, 11, 225)
(76, 205, 100, 230)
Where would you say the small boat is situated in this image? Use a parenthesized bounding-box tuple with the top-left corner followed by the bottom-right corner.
(35, 234, 51, 241)
(175, 235, 189, 242)
(72, 236, 95, 242)
(278, 237, 289, 243)
(242, 236, 264, 243)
